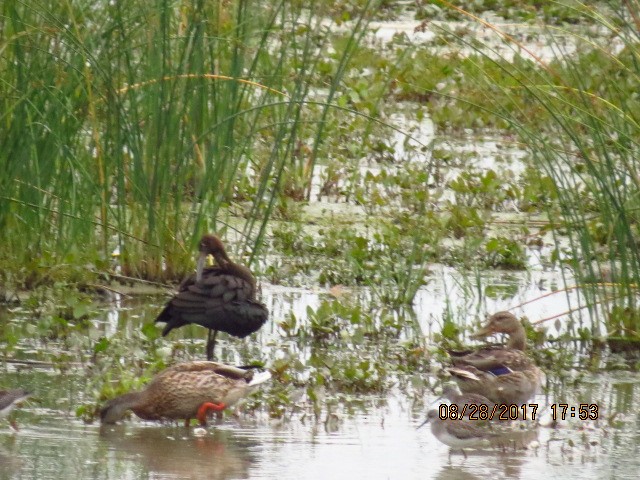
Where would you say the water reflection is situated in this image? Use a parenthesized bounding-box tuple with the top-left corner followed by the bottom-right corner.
(0, 373, 638, 479)
(99, 426, 257, 479)
(0, 443, 23, 479)
(2, 267, 640, 479)
(434, 465, 482, 480)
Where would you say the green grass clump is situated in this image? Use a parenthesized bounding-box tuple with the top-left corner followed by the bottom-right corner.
(427, 2, 640, 336)
(0, 0, 381, 283)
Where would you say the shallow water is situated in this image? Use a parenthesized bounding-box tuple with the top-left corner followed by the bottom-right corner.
(2, 279, 640, 480)
(2, 373, 640, 480)
(2, 7, 636, 479)
(0, 191, 629, 480)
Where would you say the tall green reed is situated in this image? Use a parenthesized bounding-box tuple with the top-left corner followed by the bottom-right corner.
(432, 1, 640, 337)
(0, 0, 379, 282)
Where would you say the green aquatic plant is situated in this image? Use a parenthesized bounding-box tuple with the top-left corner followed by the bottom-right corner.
(448, 169, 517, 210)
(282, 298, 413, 347)
(428, 0, 599, 25)
(484, 236, 527, 270)
(416, 1, 640, 340)
(444, 204, 487, 240)
(323, 354, 389, 394)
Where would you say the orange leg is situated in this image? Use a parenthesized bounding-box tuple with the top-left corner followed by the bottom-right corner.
(196, 402, 226, 426)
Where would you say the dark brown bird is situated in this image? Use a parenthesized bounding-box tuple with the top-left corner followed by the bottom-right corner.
(155, 234, 268, 360)
(100, 361, 271, 426)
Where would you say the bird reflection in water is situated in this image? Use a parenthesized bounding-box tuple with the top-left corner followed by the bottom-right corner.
(99, 426, 258, 479)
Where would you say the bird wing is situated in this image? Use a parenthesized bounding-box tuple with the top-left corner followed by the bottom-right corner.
(449, 421, 492, 440)
(155, 268, 261, 335)
(447, 367, 482, 381)
(202, 299, 268, 337)
(164, 361, 252, 380)
(451, 347, 533, 371)
(187, 270, 254, 300)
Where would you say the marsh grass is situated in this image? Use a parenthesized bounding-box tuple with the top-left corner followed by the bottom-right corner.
(0, 0, 382, 283)
(426, 2, 640, 338)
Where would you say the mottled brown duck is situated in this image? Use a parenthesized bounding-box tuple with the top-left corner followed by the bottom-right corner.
(100, 361, 271, 426)
(448, 365, 542, 405)
(0, 388, 31, 430)
(449, 311, 534, 371)
(447, 312, 544, 405)
(155, 234, 269, 360)
(439, 383, 496, 419)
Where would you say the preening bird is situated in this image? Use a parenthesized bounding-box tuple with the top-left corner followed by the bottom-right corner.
(155, 234, 268, 360)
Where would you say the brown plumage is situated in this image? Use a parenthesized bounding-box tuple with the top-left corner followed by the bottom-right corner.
(447, 312, 544, 405)
(100, 361, 271, 426)
(449, 311, 534, 371)
(0, 388, 31, 430)
(155, 234, 269, 360)
(440, 383, 496, 418)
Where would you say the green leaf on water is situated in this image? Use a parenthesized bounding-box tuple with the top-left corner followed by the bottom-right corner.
(141, 322, 159, 339)
(441, 321, 459, 340)
(93, 337, 109, 354)
(73, 304, 89, 319)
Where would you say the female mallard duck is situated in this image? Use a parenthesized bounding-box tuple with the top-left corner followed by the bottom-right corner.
(449, 311, 534, 371)
(0, 388, 31, 430)
(155, 234, 269, 360)
(100, 361, 271, 426)
(448, 312, 544, 405)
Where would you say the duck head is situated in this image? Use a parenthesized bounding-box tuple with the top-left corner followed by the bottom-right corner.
(470, 311, 526, 350)
(196, 234, 230, 280)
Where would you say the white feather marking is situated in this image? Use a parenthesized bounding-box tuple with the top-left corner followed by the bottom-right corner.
(248, 371, 272, 387)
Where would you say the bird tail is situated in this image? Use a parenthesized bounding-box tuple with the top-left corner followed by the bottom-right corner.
(248, 371, 272, 387)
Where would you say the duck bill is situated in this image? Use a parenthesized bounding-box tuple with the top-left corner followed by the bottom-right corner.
(416, 417, 431, 430)
(470, 324, 495, 339)
(196, 252, 207, 281)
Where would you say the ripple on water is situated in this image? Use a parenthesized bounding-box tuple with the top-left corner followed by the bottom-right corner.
(1, 373, 640, 479)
